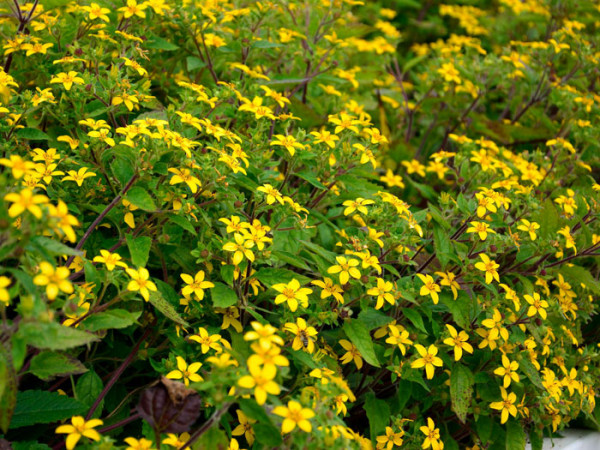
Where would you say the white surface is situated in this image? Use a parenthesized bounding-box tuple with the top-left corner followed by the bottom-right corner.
(526, 430, 600, 449)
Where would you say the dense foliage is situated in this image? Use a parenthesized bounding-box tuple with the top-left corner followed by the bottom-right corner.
(1, 0, 599, 449)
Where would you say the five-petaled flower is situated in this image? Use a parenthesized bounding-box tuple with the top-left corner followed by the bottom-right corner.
(416, 273, 441, 304)
(474, 253, 500, 284)
(411, 344, 443, 379)
(126, 267, 157, 301)
(272, 400, 315, 433)
(420, 417, 443, 450)
(55, 416, 103, 450)
(166, 356, 203, 386)
(180, 270, 214, 300)
(443, 325, 473, 361)
(33, 262, 73, 300)
(490, 387, 518, 424)
(271, 278, 312, 312)
(50, 71, 84, 90)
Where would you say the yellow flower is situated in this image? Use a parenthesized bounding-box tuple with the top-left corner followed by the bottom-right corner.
(517, 219, 540, 241)
(82, 3, 111, 22)
(93, 250, 128, 271)
(379, 169, 405, 188)
(402, 159, 426, 177)
(284, 318, 318, 353)
(125, 267, 157, 301)
(376, 426, 404, 450)
(55, 416, 103, 450)
(310, 130, 339, 148)
(124, 437, 154, 450)
(524, 292, 549, 319)
(272, 400, 315, 433)
(188, 327, 223, 354)
(0, 155, 36, 179)
(180, 270, 214, 300)
(162, 433, 190, 448)
(493, 354, 520, 388)
(247, 343, 289, 373)
(411, 344, 443, 379)
(166, 356, 203, 386)
(328, 113, 360, 134)
(367, 278, 395, 309)
(416, 273, 441, 304)
(270, 134, 304, 156)
(438, 61, 461, 84)
(339, 339, 363, 369)
(206, 353, 238, 369)
(33, 262, 73, 300)
(256, 184, 284, 205)
(385, 324, 413, 355)
(272, 278, 313, 312)
(168, 168, 202, 193)
(420, 417, 443, 450)
(435, 271, 460, 300)
(490, 387, 517, 424)
(237, 362, 280, 405)
(112, 92, 139, 111)
(4, 188, 48, 218)
(222, 233, 255, 265)
(342, 197, 374, 216)
(443, 325, 473, 361)
(50, 71, 84, 90)
(118, 0, 147, 18)
(311, 277, 345, 303)
(232, 410, 255, 445)
(244, 321, 284, 350)
(327, 256, 361, 285)
(0, 276, 12, 306)
(62, 167, 96, 187)
(466, 221, 495, 241)
(474, 253, 500, 284)
(260, 85, 291, 108)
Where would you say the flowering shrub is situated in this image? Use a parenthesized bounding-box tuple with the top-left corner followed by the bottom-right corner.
(1, 0, 599, 449)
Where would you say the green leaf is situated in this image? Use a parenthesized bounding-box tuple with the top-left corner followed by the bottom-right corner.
(75, 371, 103, 418)
(126, 235, 152, 267)
(433, 224, 452, 268)
(146, 35, 179, 51)
(450, 363, 473, 423)
(9, 391, 86, 429)
(254, 422, 283, 446)
(15, 128, 50, 140)
(296, 171, 326, 189)
(255, 268, 311, 288)
(11, 442, 51, 450)
(29, 351, 87, 380)
(26, 236, 82, 257)
(343, 319, 380, 367)
(17, 321, 99, 350)
(529, 428, 543, 450)
(110, 154, 135, 187)
(168, 215, 197, 235)
(364, 392, 390, 438)
(148, 290, 189, 327)
(535, 199, 559, 239)
(211, 282, 238, 308)
(560, 265, 600, 294)
(476, 415, 493, 444)
(505, 420, 526, 450)
(238, 398, 271, 424)
(124, 186, 157, 211)
(81, 309, 141, 331)
(402, 308, 427, 333)
(186, 56, 206, 72)
(358, 308, 394, 331)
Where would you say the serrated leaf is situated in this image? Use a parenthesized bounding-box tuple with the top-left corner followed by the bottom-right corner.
(0, 341, 17, 433)
(29, 351, 87, 380)
(81, 309, 141, 331)
(75, 370, 103, 410)
(9, 391, 86, 429)
(124, 186, 156, 211)
(211, 282, 238, 308)
(17, 322, 99, 350)
(433, 224, 452, 268)
(343, 319, 380, 367)
(148, 291, 189, 327)
(126, 235, 152, 267)
(450, 363, 473, 423)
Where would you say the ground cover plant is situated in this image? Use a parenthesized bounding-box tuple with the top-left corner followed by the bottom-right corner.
(1, 0, 600, 448)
